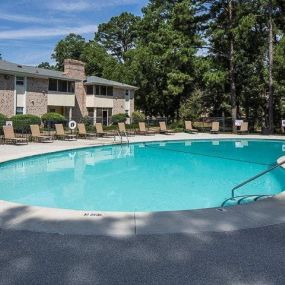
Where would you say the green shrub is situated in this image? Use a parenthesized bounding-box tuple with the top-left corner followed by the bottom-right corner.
(41, 112, 67, 128)
(111, 113, 128, 125)
(81, 116, 93, 127)
(0, 113, 7, 126)
(170, 121, 183, 129)
(81, 116, 95, 131)
(0, 113, 7, 134)
(104, 124, 118, 131)
(132, 111, 145, 124)
(11, 114, 41, 133)
(170, 121, 184, 132)
(179, 89, 204, 121)
(127, 123, 138, 129)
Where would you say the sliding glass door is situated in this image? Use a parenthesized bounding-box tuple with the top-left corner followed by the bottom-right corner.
(96, 108, 112, 126)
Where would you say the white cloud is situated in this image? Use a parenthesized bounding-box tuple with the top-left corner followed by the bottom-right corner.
(0, 25, 98, 40)
(0, 13, 46, 24)
(47, 0, 143, 12)
(0, 12, 75, 25)
(51, 0, 91, 12)
(0, 0, 145, 25)
(16, 50, 54, 66)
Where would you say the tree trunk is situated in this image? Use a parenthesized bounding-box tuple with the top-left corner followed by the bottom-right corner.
(268, 0, 274, 133)
(229, 0, 237, 132)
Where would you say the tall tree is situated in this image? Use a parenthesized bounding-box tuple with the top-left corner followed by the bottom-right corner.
(37, 62, 56, 70)
(207, 0, 239, 128)
(234, 2, 268, 127)
(52, 33, 86, 70)
(46, 0, 285, 128)
(131, 0, 202, 118)
(80, 40, 113, 76)
(95, 12, 140, 62)
(228, 0, 237, 131)
(250, 0, 285, 131)
(260, 0, 285, 131)
(268, 0, 274, 132)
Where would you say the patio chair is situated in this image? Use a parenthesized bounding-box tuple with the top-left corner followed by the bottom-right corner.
(118, 122, 136, 136)
(77, 123, 96, 139)
(55, 124, 77, 140)
(185, 121, 198, 134)
(95, 123, 115, 138)
(30, 125, 53, 143)
(210, 122, 220, 134)
(237, 122, 249, 134)
(137, 122, 156, 135)
(159, 121, 174, 135)
(3, 126, 28, 145)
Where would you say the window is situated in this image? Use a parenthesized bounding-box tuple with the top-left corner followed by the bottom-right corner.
(95, 108, 112, 126)
(16, 76, 24, 86)
(49, 79, 57, 91)
(101, 86, 107, 96)
(94, 85, 113, 96)
(95, 85, 100, 95)
(87, 108, 94, 117)
(107, 86, 113, 96)
(48, 79, 75, 93)
(86, 85, 94, 95)
(125, 90, 130, 101)
(96, 108, 102, 117)
(68, 82, 75, 93)
(16, 107, 24, 115)
(58, 80, 68, 92)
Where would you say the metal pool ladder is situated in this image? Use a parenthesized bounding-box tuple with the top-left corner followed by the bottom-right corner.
(231, 159, 285, 199)
(117, 131, 129, 145)
(221, 194, 272, 207)
(221, 157, 285, 207)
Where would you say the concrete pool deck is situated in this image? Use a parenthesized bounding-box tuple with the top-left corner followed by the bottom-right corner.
(1, 132, 285, 237)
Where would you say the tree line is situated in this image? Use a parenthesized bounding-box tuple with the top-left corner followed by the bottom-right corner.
(37, 0, 285, 132)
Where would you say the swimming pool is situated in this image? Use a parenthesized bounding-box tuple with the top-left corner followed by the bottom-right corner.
(0, 139, 285, 212)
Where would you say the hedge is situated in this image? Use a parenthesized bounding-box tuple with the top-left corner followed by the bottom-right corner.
(0, 113, 7, 134)
(41, 112, 67, 128)
(132, 111, 145, 124)
(0, 113, 7, 126)
(11, 114, 41, 133)
(111, 113, 128, 125)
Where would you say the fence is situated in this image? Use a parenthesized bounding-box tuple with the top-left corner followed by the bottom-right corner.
(193, 117, 256, 132)
(77, 116, 168, 127)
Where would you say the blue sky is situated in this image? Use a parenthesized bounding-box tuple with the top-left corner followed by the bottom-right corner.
(0, 0, 148, 65)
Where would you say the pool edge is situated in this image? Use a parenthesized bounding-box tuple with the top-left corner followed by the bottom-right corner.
(1, 134, 285, 236)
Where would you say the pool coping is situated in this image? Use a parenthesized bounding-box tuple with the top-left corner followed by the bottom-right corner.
(1, 133, 285, 236)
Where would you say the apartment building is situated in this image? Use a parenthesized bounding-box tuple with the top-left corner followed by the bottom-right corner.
(0, 59, 137, 125)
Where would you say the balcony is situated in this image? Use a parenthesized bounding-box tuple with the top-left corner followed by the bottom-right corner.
(86, 95, 113, 108)
(48, 92, 75, 107)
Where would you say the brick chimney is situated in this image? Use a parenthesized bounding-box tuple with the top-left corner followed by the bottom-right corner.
(64, 59, 86, 80)
(64, 59, 87, 120)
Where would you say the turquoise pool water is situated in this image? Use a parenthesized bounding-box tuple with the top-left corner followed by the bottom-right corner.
(0, 140, 285, 212)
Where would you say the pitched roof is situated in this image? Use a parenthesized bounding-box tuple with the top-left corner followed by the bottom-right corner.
(0, 59, 138, 89)
(0, 60, 78, 81)
(85, 76, 138, 90)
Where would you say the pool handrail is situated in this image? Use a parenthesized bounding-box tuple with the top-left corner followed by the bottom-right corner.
(117, 130, 129, 145)
(231, 159, 285, 199)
